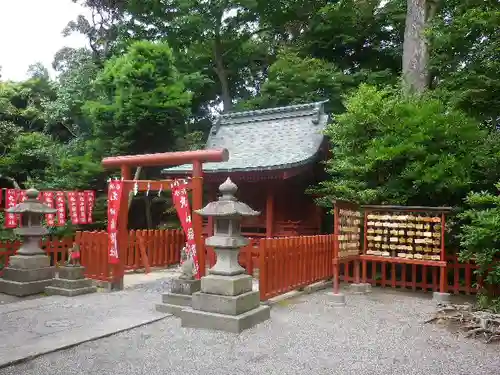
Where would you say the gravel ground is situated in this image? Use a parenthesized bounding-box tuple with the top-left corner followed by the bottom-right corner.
(1, 280, 498, 375)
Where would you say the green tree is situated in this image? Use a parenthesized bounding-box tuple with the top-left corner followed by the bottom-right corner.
(42, 48, 100, 140)
(0, 132, 59, 183)
(459, 184, 500, 312)
(238, 50, 352, 113)
(315, 84, 500, 207)
(84, 40, 193, 157)
(302, 0, 405, 78)
(429, 0, 500, 123)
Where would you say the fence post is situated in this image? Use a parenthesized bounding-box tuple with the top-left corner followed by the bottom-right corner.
(259, 239, 267, 301)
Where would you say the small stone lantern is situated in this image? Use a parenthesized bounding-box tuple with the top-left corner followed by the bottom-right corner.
(195, 177, 260, 276)
(0, 188, 57, 296)
(179, 178, 270, 333)
(9, 188, 56, 255)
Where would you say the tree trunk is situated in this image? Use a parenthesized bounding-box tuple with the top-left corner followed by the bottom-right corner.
(213, 13, 233, 113)
(144, 196, 153, 229)
(402, 0, 436, 94)
(214, 51, 233, 113)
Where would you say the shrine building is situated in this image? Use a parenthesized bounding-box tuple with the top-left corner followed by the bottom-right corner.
(162, 101, 329, 238)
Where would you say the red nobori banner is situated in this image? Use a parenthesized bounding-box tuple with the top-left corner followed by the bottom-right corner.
(67, 191, 79, 225)
(107, 180, 123, 264)
(171, 179, 200, 279)
(42, 191, 56, 226)
(55, 191, 66, 226)
(4, 189, 18, 228)
(84, 190, 95, 223)
(77, 191, 87, 224)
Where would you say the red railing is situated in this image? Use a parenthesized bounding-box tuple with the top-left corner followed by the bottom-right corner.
(258, 235, 334, 301)
(0, 237, 74, 277)
(0, 231, 488, 299)
(339, 255, 480, 294)
(0, 229, 185, 282)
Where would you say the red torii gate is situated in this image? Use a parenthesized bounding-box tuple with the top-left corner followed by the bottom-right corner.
(102, 148, 229, 289)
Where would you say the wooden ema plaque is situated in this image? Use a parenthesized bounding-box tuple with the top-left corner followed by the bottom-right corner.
(365, 213, 442, 260)
(338, 209, 362, 258)
(362, 206, 452, 263)
(333, 201, 362, 259)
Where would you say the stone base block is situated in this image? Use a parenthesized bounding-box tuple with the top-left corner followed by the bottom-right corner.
(51, 278, 93, 290)
(0, 278, 53, 297)
(181, 305, 270, 333)
(192, 290, 260, 316)
(171, 278, 201, 295)
(58, 266, 85, 280)
(349, 283, 370, 294)
(162, 292, 192, 306)
(8, 254, 50, 269)
(155, 303, 184, 316)
(2, 267, 54, 282)
(360, 283, 372, 293)
(327, 292, 346, 306)
(201, 274, 252, 296)
(432, 292, 451, 304)
(45, 285, 97, 297)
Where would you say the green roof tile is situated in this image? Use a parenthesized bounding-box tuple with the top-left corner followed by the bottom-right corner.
(162, 101, 329, 174)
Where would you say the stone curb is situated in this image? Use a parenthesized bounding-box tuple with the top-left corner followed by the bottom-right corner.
(0, 314, 172, 369)
(262, 280, 333, 307)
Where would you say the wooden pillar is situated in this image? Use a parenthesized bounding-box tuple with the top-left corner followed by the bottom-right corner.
(115, 165, 131, 290)
(207, 185, 217, 236)
(192, 161, 205, 277)
(265, 186, 274, 238)
(314, 204, 323, 233)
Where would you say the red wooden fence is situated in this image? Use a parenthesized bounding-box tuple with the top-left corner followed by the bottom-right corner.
(0, 229, 185, 282)
(339, 255, 479, 295)
(258, 235, 335, 300)
(256, 235, 483, 301)
(0, 232, 486, 299)
(0, 237, 74, 277)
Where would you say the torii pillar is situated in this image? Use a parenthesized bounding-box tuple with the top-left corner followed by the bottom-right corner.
(102, 149, 229, 290)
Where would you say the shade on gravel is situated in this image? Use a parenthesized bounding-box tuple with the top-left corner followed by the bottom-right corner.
(1, 285, 498, 375)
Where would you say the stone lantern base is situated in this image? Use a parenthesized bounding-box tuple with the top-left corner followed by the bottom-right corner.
(0, 254, 55, 297)
(45, 266, 96, 297)
(156, 278, 201, 316)
(180, 273, 270, 333)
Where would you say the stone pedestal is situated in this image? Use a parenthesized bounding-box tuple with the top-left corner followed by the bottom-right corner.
(327, 292, 346, 305)
(180, 273, 270, 333)
(156, 278, 201, 316)
(349, 283, 371, 294)
(0, 254, 55, 297)
(45, 266, 96, 297)
(432, 291, 451, 304)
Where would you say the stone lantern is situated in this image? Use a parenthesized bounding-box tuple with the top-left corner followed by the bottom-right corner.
(179, 178, 270, 333)
(0, 188, 56, 296)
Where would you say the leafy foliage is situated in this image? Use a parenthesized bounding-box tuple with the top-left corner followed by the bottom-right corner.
(315, 84, 500, 208)
(429, 0, 500, 124)
(238, 50, 351, 113)
(84, 41, 193, 157)
(459, 184, 500, 310)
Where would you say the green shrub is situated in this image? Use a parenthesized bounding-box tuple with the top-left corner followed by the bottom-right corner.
(459, 183, 500, 310)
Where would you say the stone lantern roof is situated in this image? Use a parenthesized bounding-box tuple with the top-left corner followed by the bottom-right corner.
(6, 188, 56, 214)
(194, 178, 260, 218)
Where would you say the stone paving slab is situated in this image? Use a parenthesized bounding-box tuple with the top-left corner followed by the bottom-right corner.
(0, 280, 174, 369)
